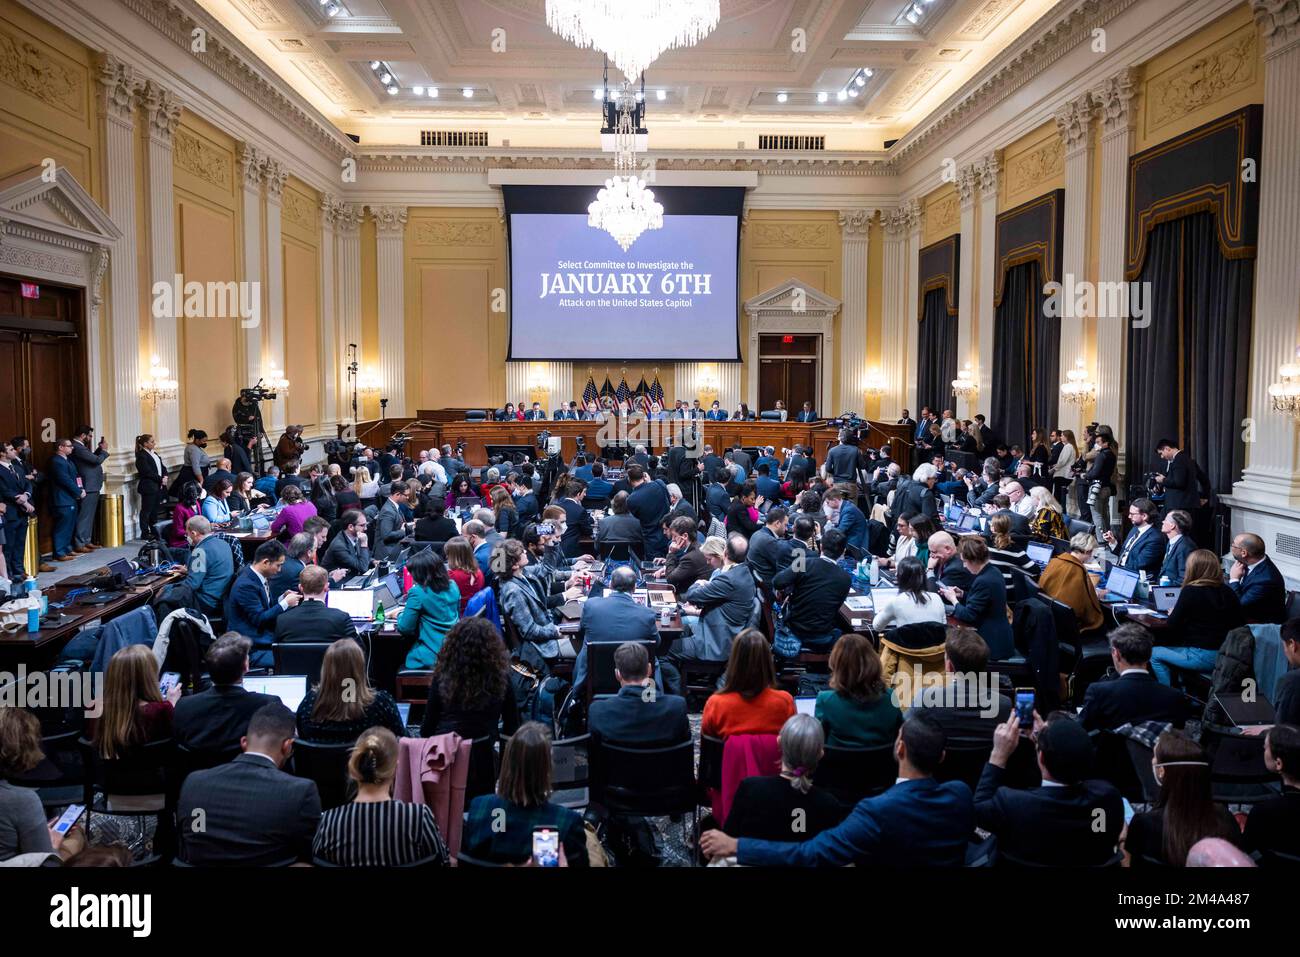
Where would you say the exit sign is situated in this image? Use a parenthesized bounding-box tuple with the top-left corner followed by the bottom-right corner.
(782, 335, 794, 344)
(20, 282, 39, 299)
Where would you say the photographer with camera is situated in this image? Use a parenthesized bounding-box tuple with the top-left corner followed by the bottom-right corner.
(1084, 431, 1118, 537)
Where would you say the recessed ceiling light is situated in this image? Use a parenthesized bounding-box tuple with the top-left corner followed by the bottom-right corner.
(462, 87, 474, 98)
(369, 61, 380, 70)
(848, 88, 858, 98)
(817, 91, 828, 103)
(776, 91, 788, 103)
(379, 72, 392, 84)
(386, 86, 398, 95)
(324, 2, 340, 16)
(594, 88, 603, 100)
(428, 88, 438, 98)
(656, 89, 666, 101)
(836, 90, 847, 101)
(864, 68, 874, 78)
(412, 86, 424, 95)
(855, 74, 866, 87)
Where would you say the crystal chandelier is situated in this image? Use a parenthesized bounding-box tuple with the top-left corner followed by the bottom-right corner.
(951, 363, 978, 400)
(1060, 358, 1096, 407)
(1268, 347, 1300, 418)
(545, 0, 721, 81)
(588, 82, 662, 251)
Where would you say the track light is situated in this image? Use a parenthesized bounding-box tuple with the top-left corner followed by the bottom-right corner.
(379, 72, 392, 84)
(836, 90, 847, 101)
(369, 61, 380, 70)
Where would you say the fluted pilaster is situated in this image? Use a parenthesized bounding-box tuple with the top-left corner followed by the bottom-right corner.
(956, 166, 979, 419)
(1055, 92, 1097, 432)
(371, 205, 408, 417)
(237, 142, 264, 389)
(976, 155, 1000, 406)
(838, 209, 872, 414)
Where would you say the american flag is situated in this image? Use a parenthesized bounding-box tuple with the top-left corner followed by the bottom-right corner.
(599, 374, 615, 399)
(615, 374, 631, 407)
(634, 375, 649, 399)
(649, 374, 665, 406)
(582, 373, 599, 406)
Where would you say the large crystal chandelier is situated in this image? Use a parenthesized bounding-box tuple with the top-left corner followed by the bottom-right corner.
(545, 0, 721, 81)
(588, 83, 663, 251)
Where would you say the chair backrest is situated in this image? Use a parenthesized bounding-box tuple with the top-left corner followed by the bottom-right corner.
(1039, 595, 1080, 649)
(272, 643, 332, 684)
(886, 620, 948, 651)
(464, 410, 488, 422)
(581, 497, 610, 511)
(395, 669, 434, 705)
(456, 850, 507, 868)
(759, 410, 782, 421)
(933, 742, 993, 791)
(698, 734, 725, 793)
(813, 743, 899, 802)
(1286, 590, 1300, 622)
(1067, 518, 1093, 538)
(290, 738, 355, 810)
(588, 738, 696, 817)
(168, 743, 241, 807)
(550, 733, 590, 791)
(80, 736, 175, 798)
(587, 640, 656, 698)
(596, 541, 639, 561)
(465, 734, 498, 802)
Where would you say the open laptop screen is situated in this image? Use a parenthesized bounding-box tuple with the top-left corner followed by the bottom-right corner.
(327, 588, 375, 620)
(1105, 567, 1139, 601)
(243, 675, 308, 713)
(1026, 542, 1054, 567)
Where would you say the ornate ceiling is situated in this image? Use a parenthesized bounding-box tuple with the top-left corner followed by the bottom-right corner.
(196, 0, 1057, 147)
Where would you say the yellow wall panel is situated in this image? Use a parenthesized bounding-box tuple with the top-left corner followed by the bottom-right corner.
(283, 237, 320, 427)
(176, 197, 240, 438)
(922, 183, 961, 244)
(999, 121, 1064, 212)
(417, 265, 495, 409)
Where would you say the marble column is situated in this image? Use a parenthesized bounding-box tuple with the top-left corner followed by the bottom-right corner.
(319, 195, 341, 434)
(336, 204, 363, 430)
(371, 205, 408, 418)
(1055, 92, 1097, 432)
(96, 55, 142, 454)
(976, 155, 1000, 406)
(903, 200, 922, 417)
(263, 159, 287, 432)
(140, 79, 182, 459)
(880, 208, 909, 419)
(838, 209, 872, 414)
(956, 166, 979, 420)
(237, 143, 264, 390)
(1227, 0, 1300, 582)
(1091, 68, 1136, 476)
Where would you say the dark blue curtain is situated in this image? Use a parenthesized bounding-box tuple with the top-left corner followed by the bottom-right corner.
(1125, 212, 1253, 494)
(917, 288, 958, 414)
(990, 259, 1058, 449)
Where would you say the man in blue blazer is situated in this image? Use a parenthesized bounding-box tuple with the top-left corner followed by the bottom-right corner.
(224, 540, 302, 667)
(0, 440, 35, 577)
(939, 538, 1014, 660)
(47, 438, 84, 561)
(1104, 498, 1165, 577)
(705, 401, 728, 421)
(824, 486, 867, 556)
(1228, 533, 1288, 623)
(699, 713, 974, 866)
(1157, 510, 1195, 585)
(572, 566, 661, 692)
(795, 401, 817, 422)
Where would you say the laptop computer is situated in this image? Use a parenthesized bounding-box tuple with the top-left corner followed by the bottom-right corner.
(382, 572, 404, 602)
(106, 558, 134, 580)
(1025, 541, 1054, 569)
(1102, 566, 1139, 602)
(243, 674, 308, 713)
(1213, 690, 1276, 727)
(1151, 586, 1182, 612)
(957, 513, 980, 532)
(944, 504, 964, 524)
(794, 696, 817, 717)
(456, 496, 481, 511)
(870, 586, 899, 607)
(327, 588, 380, 621)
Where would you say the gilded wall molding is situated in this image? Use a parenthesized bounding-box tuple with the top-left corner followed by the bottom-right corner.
(1003, 136, 1064, 199)
(1093, 67, 1138, 134)
(411, 220, 494, 246)
(174, 127, 232, 190)
(747, 222, 831, 248)
(1145, 25, 1259, 136)
(281, 188, 317, 231)
(0, 24, 85, 118)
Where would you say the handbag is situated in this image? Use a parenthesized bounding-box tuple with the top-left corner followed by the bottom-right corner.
(0, 598, 33, 634)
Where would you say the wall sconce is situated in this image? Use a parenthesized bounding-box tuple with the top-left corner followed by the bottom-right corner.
(697, 365, 719, 405)
(358, 370, 381, 396)
(1268, 347, 1300, 418)
(139, 356, 178, 406)
(951, 363, 978, 401)
(1060, 358, 1096, 407)
(265, 363, 290, 395)
(862, 370, 887, 400)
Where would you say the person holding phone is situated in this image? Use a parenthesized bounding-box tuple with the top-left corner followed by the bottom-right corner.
(0, 708, 85, 862)
(95, 644, 181, 760)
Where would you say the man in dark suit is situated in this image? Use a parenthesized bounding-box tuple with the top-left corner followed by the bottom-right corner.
(705, 401, 727, 421)
(984, 497, 1031, 537)
(661, 516, 711, 593)
(974, 713, 1123, 865)
(1104, 498, 1165, 578)
(700, 713, 974, 866)
(898, 408, 916, 431)
(1077, 624, 1197, 731)
(703, 468, 731, 522)
(626, 465, 671, 559)
(1228, 533, 1288, 623)
(274, 566, 359, 644)
(47, 438, 83, 561)
(572, 566, 661, 692)
(321, 509, 372, 578)
(0, 440, 35, 578)
(823, 431, 863, 485)
(1157, 510, 1196, 585)
(173, 634, 277, 752)
(558, 481, 594, 558)
(911, 626, 1012, 749)
(747, 507, 793, 587)
(927, 531, 975, 591)
(795, 401, 817, 423)
(700, 445, 724, 478)
(1154, 439, 1208, 510)
(69, 425, 108, 553)
(177, 702, 321, 865)
(940, 539, 1014, 660)
(225, 540, 302, 667)
(771, 523, 853, 652)
(727, 445, 752, 476)
(824, 486, 868, 555)
(511, 474, 539, 526)
(587, 642, 689, 748)
(1242, 724, 1300, 862)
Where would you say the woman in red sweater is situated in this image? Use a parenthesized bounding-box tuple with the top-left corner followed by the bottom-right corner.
(442, 536, 486, 614)
(701, 629, 796, 738)
(93, 644, 180, 759)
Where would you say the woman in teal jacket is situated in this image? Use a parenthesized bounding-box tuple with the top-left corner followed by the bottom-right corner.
(398, 549, 460, 668)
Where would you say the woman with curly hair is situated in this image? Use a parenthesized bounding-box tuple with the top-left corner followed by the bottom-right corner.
(418, 617, 518, 739)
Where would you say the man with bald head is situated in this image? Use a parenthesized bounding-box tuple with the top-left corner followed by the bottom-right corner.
(928, 531, 973, 590)
(1228, 532, 1287, 623)
(1186, 837, 1256, 868)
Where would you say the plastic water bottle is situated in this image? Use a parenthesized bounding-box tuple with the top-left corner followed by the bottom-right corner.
(31, 586, 45, 617)
(23, 577, 36, 594)
(1158, 574, 1171, 587)
(869, 556, 880, 586)
(854, 558, 872, 592)
(26, 597, 39, 633)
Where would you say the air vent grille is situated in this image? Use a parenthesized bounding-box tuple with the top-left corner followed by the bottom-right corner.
(758, 134, 825, 151)
(420, 130, 488, 147)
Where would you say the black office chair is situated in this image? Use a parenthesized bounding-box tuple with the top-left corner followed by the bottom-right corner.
(585, 639, 656, 703)
(581, 497, 610, 511)
(549, 733, 590, 809)
(698, 734, 724, 809)
(290, 739, 355, 810)
(78, 736, 176, 862)
(272, 642, 332, 683)
(759, 411, 783, 422)
(167, 743, 241, 809)
(589, 738, 699, 848)
(813, 743, 898, 804)
(1202, 725, 1281, 804)
(997, 847, 1125, 867)
(596, 541, 642, 561)
(465, 734, 498, 802)
(7, 728, 83, 810)
(464, 410, 489, 422)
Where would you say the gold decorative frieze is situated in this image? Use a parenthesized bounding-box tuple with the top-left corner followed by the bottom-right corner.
(173, 127, 232, 190)
(1145, 25, 1258, 136)
(1004, 136, 1064, 199)
(747, 222, 830, 249)
(0, 27, 85, 118)
(412, 220, 495, 247)
(281, 188, 317, 231)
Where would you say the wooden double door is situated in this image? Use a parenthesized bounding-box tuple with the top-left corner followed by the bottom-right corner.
(758, 333, 819, 414)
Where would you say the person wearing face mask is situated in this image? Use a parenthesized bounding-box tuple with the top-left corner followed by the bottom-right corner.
(1122, 729, 1247, 866)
